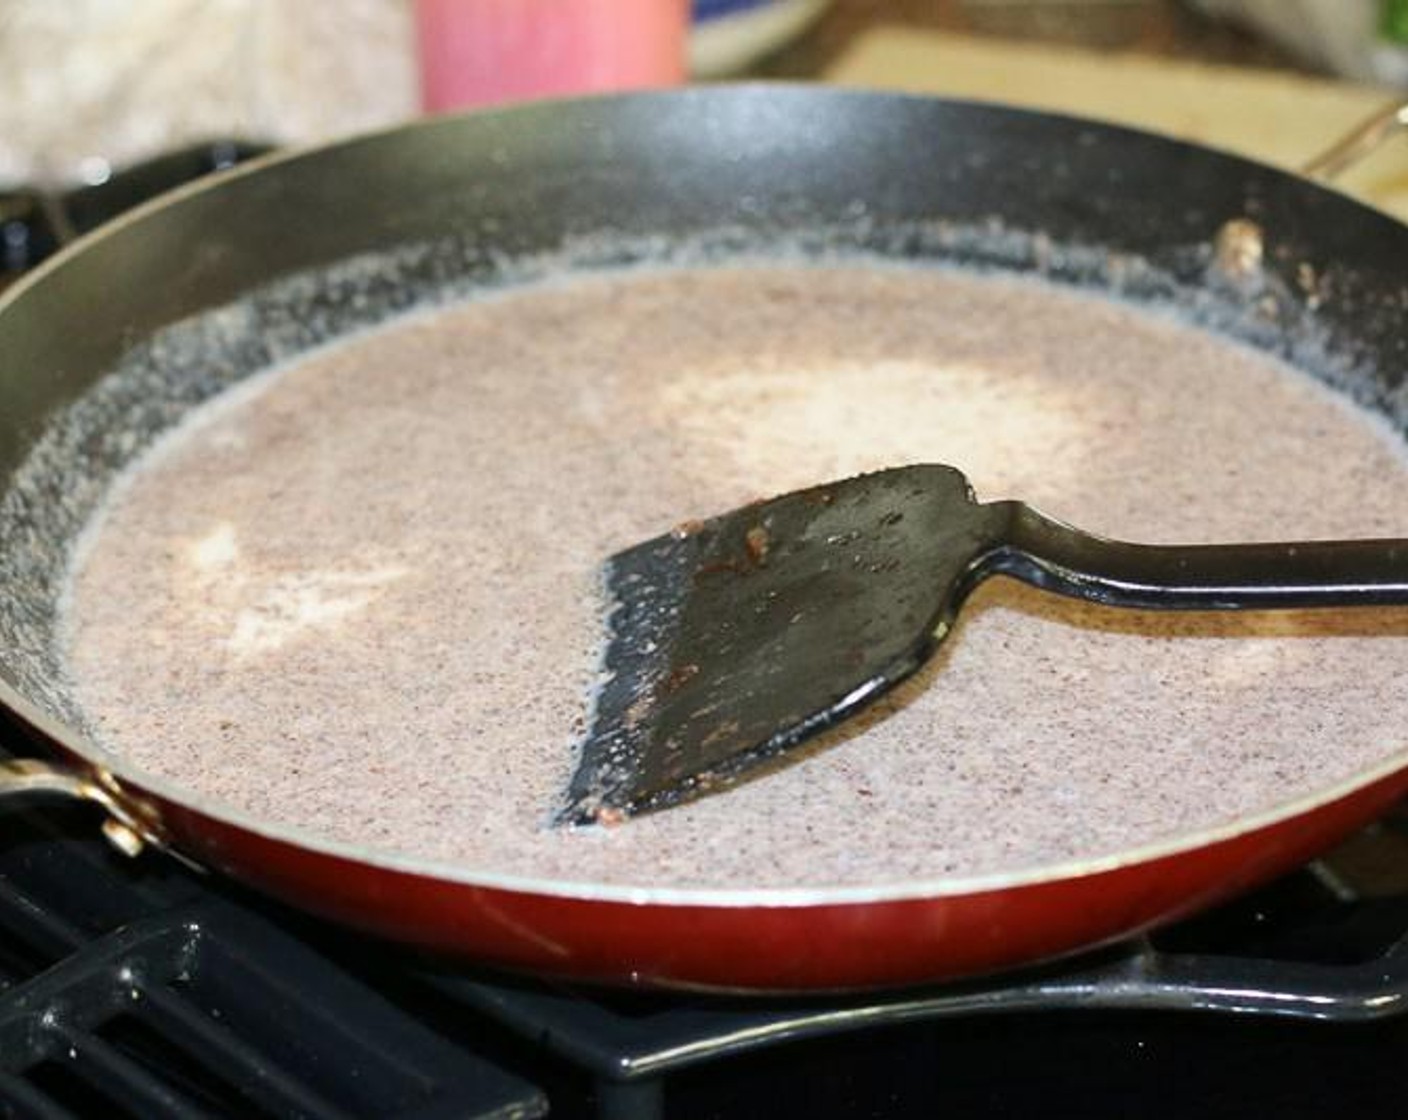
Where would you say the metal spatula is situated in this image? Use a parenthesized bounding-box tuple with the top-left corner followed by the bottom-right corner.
(558, 464, 1408, 826)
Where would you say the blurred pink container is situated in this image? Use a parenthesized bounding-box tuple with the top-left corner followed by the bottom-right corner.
(414, 0, 689, 113)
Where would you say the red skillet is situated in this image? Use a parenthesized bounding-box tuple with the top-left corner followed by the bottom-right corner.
(2, 87, 1407, 991)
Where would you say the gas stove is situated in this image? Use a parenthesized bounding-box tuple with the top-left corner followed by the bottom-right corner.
(6, 148, 1408, 1120)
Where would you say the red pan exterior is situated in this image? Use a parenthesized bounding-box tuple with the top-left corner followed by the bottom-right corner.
(135, 763, 1408, 991)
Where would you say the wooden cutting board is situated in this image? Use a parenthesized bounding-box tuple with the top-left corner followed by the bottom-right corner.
(825, 26, 1408, 222)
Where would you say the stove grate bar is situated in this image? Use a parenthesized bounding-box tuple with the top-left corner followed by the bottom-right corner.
(0, 874, 90, 963)
(0, 1070, 74, 1120)
(132, 977, 359, 1118)
(424, 924, 1408, 1083)
(49, 1024, 219, 1118)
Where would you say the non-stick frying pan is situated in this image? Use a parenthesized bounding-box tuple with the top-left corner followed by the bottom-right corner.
(2, 87, 1408, 992)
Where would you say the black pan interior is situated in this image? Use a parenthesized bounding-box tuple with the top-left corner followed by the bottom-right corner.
(2, 87, 1407, 742)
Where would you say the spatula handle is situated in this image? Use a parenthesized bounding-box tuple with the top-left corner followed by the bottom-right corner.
(988, 502, 1408, 610)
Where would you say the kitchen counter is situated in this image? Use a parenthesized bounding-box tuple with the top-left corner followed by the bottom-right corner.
(819, 25, 1408, 221)
(764, 0, 1306, 75)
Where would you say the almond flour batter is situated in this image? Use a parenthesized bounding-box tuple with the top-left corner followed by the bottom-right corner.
(62, 264, 1408, 889)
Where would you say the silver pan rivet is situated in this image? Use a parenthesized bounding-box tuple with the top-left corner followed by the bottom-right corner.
(101, 818, 146, 857)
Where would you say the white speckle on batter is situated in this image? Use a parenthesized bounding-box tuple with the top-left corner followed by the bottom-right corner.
(189, 523, 239, 570)
(223, 566, 410, 658)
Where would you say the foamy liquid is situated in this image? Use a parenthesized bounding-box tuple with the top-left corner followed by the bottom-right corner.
(62, 264, 1408, 890)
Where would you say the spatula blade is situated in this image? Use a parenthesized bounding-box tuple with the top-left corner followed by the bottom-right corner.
(558, 465, 997, 826)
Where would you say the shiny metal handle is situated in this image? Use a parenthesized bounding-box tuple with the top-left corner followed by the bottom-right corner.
(1302, 99, 1408, 182)
(0, 757, 155, 856)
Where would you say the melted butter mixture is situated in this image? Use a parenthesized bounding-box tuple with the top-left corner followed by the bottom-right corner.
(63, 265, 1408, 889)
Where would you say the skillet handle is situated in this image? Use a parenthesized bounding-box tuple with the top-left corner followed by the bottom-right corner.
(0, 757, 155, 856)
(1302, 98, 1408, 182)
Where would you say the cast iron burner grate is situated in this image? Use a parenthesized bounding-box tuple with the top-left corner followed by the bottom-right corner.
(0, 789, 547, 1119)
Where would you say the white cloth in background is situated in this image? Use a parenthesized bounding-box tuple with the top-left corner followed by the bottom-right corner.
(0, 0, 417, 187)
